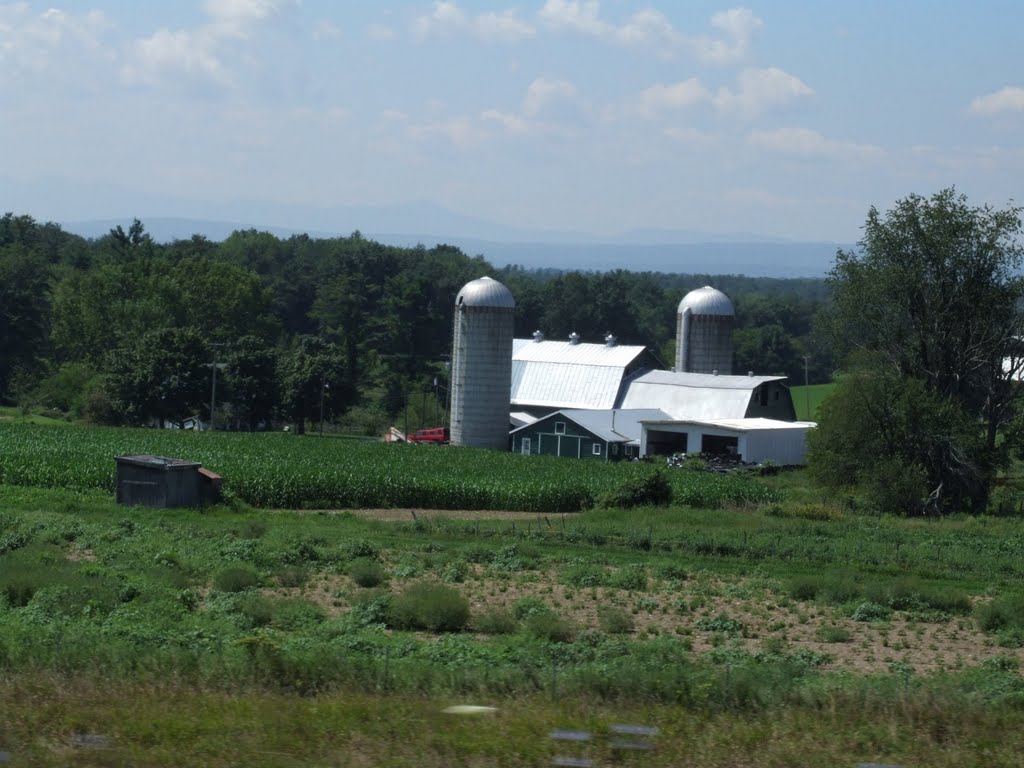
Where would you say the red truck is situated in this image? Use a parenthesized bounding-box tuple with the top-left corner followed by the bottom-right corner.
(407, 427, 450, 445)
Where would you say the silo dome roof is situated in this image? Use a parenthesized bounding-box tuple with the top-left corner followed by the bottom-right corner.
(456, 276, 515, 309)
(677, 286, 734, 316)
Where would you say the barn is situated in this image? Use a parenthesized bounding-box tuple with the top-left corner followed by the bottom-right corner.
(639, 417, 814, 464)
(510, 408, 669, 460)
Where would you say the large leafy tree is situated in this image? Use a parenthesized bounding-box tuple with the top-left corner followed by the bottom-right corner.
(278, 336, 348, 434)
(222, 336, 279, 431)
(815, 189, 1024, 513)
(0, 244, 51, 399)
(107, 327, 209, 427)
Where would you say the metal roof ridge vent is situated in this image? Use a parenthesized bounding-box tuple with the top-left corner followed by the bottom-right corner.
(713, 369, 719, 376)
(532, 329, 544, 342)
(605, 333, 616, 347)
(748, 370, 754, 376)
(569, 332, 580, 345)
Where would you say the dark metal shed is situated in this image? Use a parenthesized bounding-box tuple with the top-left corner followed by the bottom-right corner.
(115, 455, 203, 508)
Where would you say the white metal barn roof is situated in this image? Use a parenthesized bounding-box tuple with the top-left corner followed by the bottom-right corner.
(510, 338, 647, 410)
(619, 370, 786, 421)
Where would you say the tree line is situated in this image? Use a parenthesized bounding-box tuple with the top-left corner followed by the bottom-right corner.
(0, 213, 829, 434)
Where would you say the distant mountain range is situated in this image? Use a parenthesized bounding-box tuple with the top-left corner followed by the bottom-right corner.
(60, 216, 845, 278)
(2, 177, 845, 276)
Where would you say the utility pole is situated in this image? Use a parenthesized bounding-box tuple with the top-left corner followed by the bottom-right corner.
(803, 354, 811, 421)
(208, 343, 225, 431)
(319, 377, 329, 437)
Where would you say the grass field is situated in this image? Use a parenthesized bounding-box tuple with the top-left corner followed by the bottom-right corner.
(789, 383, 837, 421)
(2, 465, 1024, 765)
(2, 420, 1024, 764)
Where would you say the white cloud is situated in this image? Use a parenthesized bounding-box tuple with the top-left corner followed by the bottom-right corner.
(312, 20, 342, 41)
(122, 0, 291, 87)
(367, 23, 397, 41)
(691, 7, 761, 64)
(539, 3, 762, 61)
(477, 10, 536, 41)
(638, 78, 708, 116)
(415, 2, 534, 41)
(538, 0, 610, 37)
(748, 127, 883, 159)
(969, 86, 1024, 116)
(407, 116, 482, 146)
(0, 5, 113, 86)
(523, 77, 576, 116)
(713, 67, 813, 115)
(481, 109, 530, 135)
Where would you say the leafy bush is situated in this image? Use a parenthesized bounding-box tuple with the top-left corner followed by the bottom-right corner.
(441, 559, 469, 584)
(389, 582, 469, 632)
(695, 613, 744, 634)
(213, 566, 260, 592)
(235, 594, 274, 628)
(598, 470, 672, 509)
(815, 624, 851, 643)
(976, 593, 1024, 633)
(347, 590, 392, 628)
(562, 563, 606, 588)
(598, 605, 635, 635)
(473, 607, 518, 635)
(276, 564, 310, 588)
(525, 612, 576, 643)
(850, 602, 891, 622)
(349, 558, 387, 588)
(346, 539, 380, 560)
(610, 564, 648, 592)
(271, 599, 327, 630)
(510, 596, 552, 620)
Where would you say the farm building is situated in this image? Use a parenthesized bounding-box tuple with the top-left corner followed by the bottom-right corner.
(618, 370, 795, 422)
(639, 417, 815, 464)
(510, 408, 669, 460)
(510, 332, 653, 416)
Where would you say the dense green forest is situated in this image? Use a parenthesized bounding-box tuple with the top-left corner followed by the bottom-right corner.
(0, 213, 830, 433)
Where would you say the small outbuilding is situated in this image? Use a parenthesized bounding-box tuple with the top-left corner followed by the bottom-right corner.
(639, 418, 815, 465)
(115, 455, 221, 508)
(511, 408, 669, 461)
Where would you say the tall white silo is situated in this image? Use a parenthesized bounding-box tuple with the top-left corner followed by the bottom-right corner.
(450, 276, 515, 449)
(675, 286, 734, 375)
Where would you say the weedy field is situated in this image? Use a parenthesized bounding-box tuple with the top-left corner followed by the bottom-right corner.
(2, 423, 1024, 765)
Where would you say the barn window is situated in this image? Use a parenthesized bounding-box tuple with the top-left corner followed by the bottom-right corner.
(592, 443, 602, 456)
(554, 422, 566, 434)
(521, 437, 531, 454)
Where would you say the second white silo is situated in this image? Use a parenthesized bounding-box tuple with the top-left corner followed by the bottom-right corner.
(675, 285, 734, 375)
(450, 276, 515, 450)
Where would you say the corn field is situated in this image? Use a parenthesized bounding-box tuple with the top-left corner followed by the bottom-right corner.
(0, 423, 777, 511)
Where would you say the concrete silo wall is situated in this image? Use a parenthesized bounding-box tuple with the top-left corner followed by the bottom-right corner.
(677, 312, 734, 374)
(450, 305, 514, 449)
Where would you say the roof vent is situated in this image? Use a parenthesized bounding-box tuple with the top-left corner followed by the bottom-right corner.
(712, 369, 719, 376)
(605, 333, 617, 347)
(532, 329, 544, 343)
(569, 332, 580, 345)
(748, 371, 754, 377)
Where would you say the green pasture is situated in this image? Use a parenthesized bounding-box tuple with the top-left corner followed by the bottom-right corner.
(789, 383, 836, 420)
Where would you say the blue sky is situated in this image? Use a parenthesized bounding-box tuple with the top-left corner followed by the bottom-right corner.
(1, 0, 1022, 242)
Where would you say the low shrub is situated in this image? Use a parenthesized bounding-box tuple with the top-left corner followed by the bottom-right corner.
(598, 470, 672, 509)
(272, 599, 327, 630)
(276, 565, 310, 588)
(441, 559, 469, 584)
(610, 564, 648, 591)
(976, 593, 1024, 633)
(815, 624, 852, 643)
(598, 605, 635, 635)
(525, 612, 576, 643)
(562, 563, 606, 588)
(349, 558, 387, 588)
(235, 594, 274, 628)
(213, 566, 260, 593)
(389, 582, 469, 632)
(473, 607, 518, 635)
(510, 596, 552, 620)
(850, 602, 891, 622)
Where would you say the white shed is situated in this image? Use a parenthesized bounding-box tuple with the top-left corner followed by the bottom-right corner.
(640, 417, 816, 465)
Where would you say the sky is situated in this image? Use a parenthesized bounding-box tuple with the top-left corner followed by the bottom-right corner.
(1, 0, 1022, 243)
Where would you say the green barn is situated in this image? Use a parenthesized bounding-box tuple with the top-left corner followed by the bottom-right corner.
(510, 408, 669, 461)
